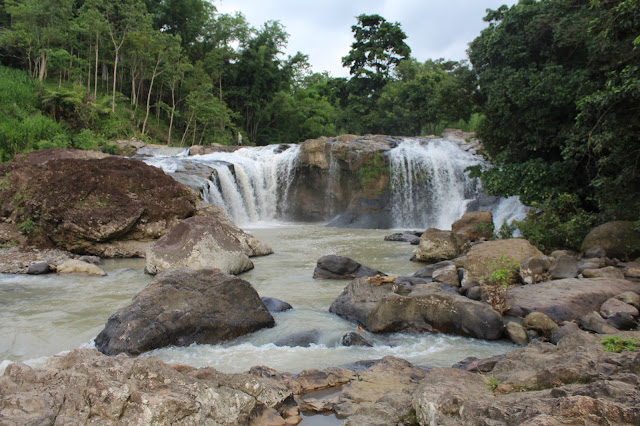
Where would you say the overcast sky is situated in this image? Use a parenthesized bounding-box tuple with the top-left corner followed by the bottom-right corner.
(215, 0, 518, 77)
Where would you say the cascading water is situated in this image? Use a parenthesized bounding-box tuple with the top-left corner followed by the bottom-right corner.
(141, 144, 301, 225)
(140, 137, 527, 229)
(388, 138, 482, 229)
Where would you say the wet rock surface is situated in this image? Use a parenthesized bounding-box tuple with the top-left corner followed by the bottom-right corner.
(329, 277, 504, 339)
(95, 268, 274, 356)
(313, 255, 385, 279)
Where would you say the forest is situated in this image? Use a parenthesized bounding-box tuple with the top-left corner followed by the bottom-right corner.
(0, 0, 639, 251)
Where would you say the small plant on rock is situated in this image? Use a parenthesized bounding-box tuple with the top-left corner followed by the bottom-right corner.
(601, 336, 640, 353)
(481, 255, 520, 315)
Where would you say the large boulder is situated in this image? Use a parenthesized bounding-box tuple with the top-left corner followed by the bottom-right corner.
(95, 268, 274, 355)
(0, 349, 294, 425)
(413, 228, 471, 262)
(506, 277, 640, 321)
(582, 221, 640, 260)
(0, 150, 196, 256)
(313, 255, 384, 279)
(145, 216, 271, 275)
(451, 211, 494, 240)
(413, 326, 640, 425)
(329, 277, 504, 340)
(458, 239, 544, 283)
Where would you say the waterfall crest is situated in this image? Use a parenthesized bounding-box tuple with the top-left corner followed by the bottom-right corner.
(139, 138, 527, 229)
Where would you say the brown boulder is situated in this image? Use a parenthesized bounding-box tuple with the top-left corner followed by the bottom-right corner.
(95, 268, 274, 355)
(582, 266, 625, 279)
(0, 150, 196, 256)
(413, 228, 471, 262)
(506, 278, 640, 321)
(458, 239, 544, 283)
(451, 211, 494, 240)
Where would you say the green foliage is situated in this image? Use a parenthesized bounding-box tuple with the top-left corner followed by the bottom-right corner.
(601, 336, 640, 353)
(486, 376, 500, 393)
(100, 142, 118, 155)
(357, 153, 389, 188)
(497, 220, 517, 240)
(72, 129, 100, 150)
(516, 194, 596, 253)
(18, 217, 36, 236)
(482, 255, 520, 315)
(468, 0, 640, 239)
(472, 222, 495, 237)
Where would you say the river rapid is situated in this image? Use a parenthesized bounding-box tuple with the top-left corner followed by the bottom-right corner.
(0, 223, 515, 375)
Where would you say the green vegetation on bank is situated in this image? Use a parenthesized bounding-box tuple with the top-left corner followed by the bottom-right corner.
(468, 0, 640, 251)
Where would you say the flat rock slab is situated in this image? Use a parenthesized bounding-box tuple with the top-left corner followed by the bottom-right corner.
(95, 268, 274, 355)
(329, 277, 503, 340)
(313, 255, 384, 279)
(506, 278, 640, 321)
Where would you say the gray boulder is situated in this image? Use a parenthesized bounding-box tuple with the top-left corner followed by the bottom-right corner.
(505, 321, 529, 346)
(27, 262, 51, 275)
(329, 278, 504, 340)
(606, 312, 638, 330)
(580, 311, 618, 334)
(519, 256, 551, 284)
(413, 260, 454, 279)
(582, 266, 625, 279)
(313, 255, 384, 279)
(261, 297, 293, 312)
(95, 268, 274, 355)
(145, 216, 272, 275)
(523, 312, 558, 337)
(340, 332, 373, 347)
(600, 297, 639, 318)
(582, 221, 640, 260)
(451, 211, 494, 240)
(432, 264, 460, 286)
(548, 254, 578, 279)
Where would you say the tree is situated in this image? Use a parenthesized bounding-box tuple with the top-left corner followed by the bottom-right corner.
(468, 0, 640, 243)
(341, 14, 411, 80)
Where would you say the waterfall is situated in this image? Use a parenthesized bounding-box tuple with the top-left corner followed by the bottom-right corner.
(139, 138, 526, 229)
(388, 138, 482, 230)
(140, 144, 301, 225)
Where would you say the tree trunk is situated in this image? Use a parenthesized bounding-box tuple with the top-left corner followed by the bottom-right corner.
(168, 86, 176, 145)
(112, 50, 119, 112)
(38, 51, 47, 81)
(142, 59, 160, 135)
(181, 111, 194, 147)
(94, 34, 99, 100)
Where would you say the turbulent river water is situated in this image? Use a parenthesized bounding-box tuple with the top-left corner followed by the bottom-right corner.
(0, 224, 515, 375)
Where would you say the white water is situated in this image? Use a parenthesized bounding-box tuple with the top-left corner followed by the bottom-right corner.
(141, 138, 527, 231)
(388, 138, 481, 229)
(142, 145, 300, 226)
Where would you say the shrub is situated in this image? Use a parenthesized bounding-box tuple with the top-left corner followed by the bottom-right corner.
(73, 129, 100, 150)
(482, 255, 520, 315)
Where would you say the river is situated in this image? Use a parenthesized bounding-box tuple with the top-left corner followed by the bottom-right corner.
(0, 223, 515, 375)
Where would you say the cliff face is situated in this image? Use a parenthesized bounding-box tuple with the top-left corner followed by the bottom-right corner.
(289, 134, 399, 227)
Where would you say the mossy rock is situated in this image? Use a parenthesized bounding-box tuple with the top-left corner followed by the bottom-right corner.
(582, 221, 640, 260)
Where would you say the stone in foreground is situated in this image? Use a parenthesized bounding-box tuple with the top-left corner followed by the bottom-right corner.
(0, 349, 293, 425)
(95, 268, 274, 355)
(329, 277, 503, 339)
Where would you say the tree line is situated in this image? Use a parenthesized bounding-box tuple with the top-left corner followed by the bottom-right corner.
(0, 0, 474, 151)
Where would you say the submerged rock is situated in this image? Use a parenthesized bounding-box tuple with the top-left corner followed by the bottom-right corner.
(340, 332, 373, 347)
(274, 330, 320, 347)
(313, 255, 385, 279)
(95, 268, 274, 356)
(329, 277, 503, 340)
(261, 296, 293, 312)
(56, 259, 106, 276)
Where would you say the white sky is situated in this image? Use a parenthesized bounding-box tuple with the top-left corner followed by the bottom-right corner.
(215, 0, 518, 77)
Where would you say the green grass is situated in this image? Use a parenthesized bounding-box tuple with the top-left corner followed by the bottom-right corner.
(601, 336, 640, 353)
